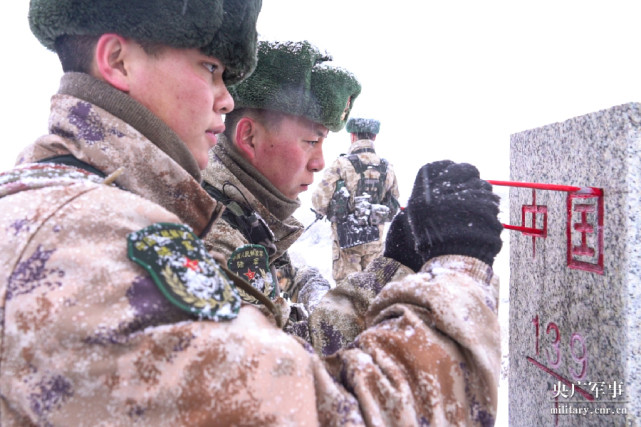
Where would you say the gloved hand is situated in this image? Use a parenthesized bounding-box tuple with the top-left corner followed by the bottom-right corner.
(383, 210, 424, 272)
(385, 160, 503, 269)
(409, 160, 503, 266)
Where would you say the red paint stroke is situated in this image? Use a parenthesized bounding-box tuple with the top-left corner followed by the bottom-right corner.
(487, 180, 602, 196)
(567, 193, 604, 274)
(526, 356, 595, 401)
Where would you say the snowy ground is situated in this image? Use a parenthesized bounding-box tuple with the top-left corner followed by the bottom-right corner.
(290, 185, 511, 425)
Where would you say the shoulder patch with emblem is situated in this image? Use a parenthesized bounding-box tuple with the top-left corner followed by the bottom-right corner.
(227, 244, 276, 304)
(127, 222, 240, 321)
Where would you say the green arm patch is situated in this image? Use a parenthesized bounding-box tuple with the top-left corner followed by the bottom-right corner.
(127, 223, 240, 321)
(227, 244, 276, 304)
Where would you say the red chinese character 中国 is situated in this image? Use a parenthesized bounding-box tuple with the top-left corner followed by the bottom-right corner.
(567, 193, 604, 274)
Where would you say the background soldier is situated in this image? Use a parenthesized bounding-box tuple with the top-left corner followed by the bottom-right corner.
(312, 117, 400, 281)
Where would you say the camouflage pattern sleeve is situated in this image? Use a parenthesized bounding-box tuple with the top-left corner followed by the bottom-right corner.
(375, 159, 400, 222)
(311, 157, 344, 216)
(290, 265, 331, 312)
(308, 257, 413, 356)
(267, 252, 330, 314)
(0, 181, 316, 425)
(278, 261, 331, 345)
(386, 161, 401, 210)
(318, 254, 500, 425)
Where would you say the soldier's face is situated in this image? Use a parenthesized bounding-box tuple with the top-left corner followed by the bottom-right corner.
(125, 45, 234, 170)
(252, 115, 327, 199)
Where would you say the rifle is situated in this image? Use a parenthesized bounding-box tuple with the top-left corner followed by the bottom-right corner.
(304, 208, 325, 232)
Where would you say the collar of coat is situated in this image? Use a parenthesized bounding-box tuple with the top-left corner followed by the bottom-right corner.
(59, 72, 202, 182)
(16, 73, 222, 237)
(348, 139, 376, 154)
(203, 136, 301, 222)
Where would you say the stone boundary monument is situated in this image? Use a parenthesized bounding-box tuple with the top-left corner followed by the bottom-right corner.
(507, 102, 640, 426)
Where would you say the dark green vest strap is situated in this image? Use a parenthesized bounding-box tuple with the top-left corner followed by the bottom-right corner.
(201, 182, 274, 246)
(345, 155, 388, 205)
(351, 147, 375, 155)
(37, 154, 107, 178)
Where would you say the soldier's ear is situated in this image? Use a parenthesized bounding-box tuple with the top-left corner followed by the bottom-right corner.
(235, 117, 257, 161)
(94, 33, 131, 92)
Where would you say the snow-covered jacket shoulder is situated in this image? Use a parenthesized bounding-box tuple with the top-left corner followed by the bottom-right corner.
(0, 166, 328, 424)
(313, 254, 501, 425)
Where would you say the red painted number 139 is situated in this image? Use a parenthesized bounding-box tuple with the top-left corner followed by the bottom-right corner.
(532, 314, 588, 380)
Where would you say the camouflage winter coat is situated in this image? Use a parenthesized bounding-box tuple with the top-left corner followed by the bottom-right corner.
(0, 73, 500, 425)
(312, 139, 400, 260)
(201, 137, 330, 312)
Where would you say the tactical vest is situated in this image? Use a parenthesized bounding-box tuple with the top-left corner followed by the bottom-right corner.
(327, 148, 390, 223)
(201, 182, 275, 251)
(345, 152, 388, 205)
(332, 148, 392, 249)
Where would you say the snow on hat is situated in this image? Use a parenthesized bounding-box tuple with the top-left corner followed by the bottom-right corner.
(346, 118, 380, 135)
(28, 0, 262, 84)
(229, 40, 361, 132)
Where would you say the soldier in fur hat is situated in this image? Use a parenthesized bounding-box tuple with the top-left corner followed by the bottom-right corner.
(201, 40, 361, 332)
(0, 2, 503, 425)
(312, 117, 400, 281)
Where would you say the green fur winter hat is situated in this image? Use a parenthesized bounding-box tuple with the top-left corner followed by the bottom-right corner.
(346, 118, 380, 135)
(230, 40, 361, 132)
(28, 0, 262, 84)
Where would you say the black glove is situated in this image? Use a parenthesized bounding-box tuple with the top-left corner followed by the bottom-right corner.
(383, 210, 424, 272)
(404, 160, 503, 267)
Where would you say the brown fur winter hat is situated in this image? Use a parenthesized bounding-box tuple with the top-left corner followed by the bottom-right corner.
(230, 40, 361, 132)
(28, 0, 262, 84)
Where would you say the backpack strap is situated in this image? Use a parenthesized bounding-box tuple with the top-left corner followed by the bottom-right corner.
(346, 154, 367, 174)
(378, 158, 388, 190)
(346, 154, 388, 204)
(351, 147, 375, 155)
(201, 181, 275, 248)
